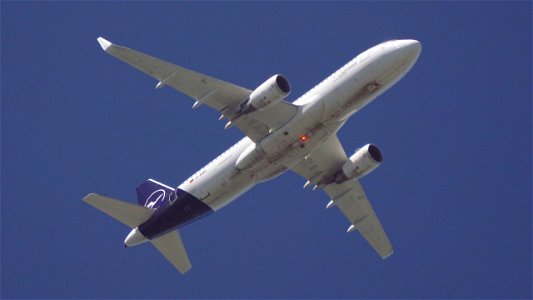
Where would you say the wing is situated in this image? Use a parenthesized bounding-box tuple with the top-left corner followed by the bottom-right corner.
(290, 135, 393, 259)
(322, 180, 393, 259)
(97, 37, 297, 142)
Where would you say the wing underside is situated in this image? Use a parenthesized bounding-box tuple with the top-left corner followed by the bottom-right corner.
(290, 135, 393, 259)
(97, 37, 297, 142)
(323, 179, 393, 258)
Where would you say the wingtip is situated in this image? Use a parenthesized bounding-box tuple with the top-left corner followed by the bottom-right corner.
(97, 37, 112, 51)
(82, 193, 98, 203)
(179, 265, 192, 274)
(381, 250, 394, 260)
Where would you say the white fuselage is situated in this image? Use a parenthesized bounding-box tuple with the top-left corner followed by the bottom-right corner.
(177, 40, 421, 212)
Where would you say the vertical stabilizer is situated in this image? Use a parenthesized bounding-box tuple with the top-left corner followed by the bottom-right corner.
(136, 179, 175, 209)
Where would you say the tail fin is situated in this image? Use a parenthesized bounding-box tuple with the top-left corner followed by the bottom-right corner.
(84, 192, 193, 273)
(136, 179, 175, 209)
(83, 193, 154, 228)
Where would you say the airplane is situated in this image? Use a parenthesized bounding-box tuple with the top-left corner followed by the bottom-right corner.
(84, 37, 421, 274)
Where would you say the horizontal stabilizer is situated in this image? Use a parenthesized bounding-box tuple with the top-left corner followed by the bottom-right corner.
(97, 37, 112, 51)
(151, 230, 192, 274)
(83, 193, 154, 228)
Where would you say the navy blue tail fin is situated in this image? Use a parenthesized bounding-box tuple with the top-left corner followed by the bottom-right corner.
(136, 179, 175, 209)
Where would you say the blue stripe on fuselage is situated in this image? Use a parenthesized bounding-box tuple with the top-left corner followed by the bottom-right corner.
(138, 188, 212, 239)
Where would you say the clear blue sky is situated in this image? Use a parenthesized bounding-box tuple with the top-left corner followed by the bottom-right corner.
(2, 2, 531, 298)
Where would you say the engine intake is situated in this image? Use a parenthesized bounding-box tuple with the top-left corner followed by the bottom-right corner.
(335, 144, 383, 184)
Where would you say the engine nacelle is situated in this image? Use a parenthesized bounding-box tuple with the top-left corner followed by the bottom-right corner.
(246, 74, 291, 112)
(335, 144, 383, 184)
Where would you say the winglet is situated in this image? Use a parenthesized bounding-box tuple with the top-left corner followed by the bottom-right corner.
(97, 37, 113, 51)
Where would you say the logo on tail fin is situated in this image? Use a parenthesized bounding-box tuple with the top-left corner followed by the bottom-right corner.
(145, 189, 167, 208)
(136, 179, 175, 209)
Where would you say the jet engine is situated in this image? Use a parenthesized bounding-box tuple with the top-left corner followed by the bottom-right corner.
(335, 144, 383, 184)
(245, 74, 291, 112)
